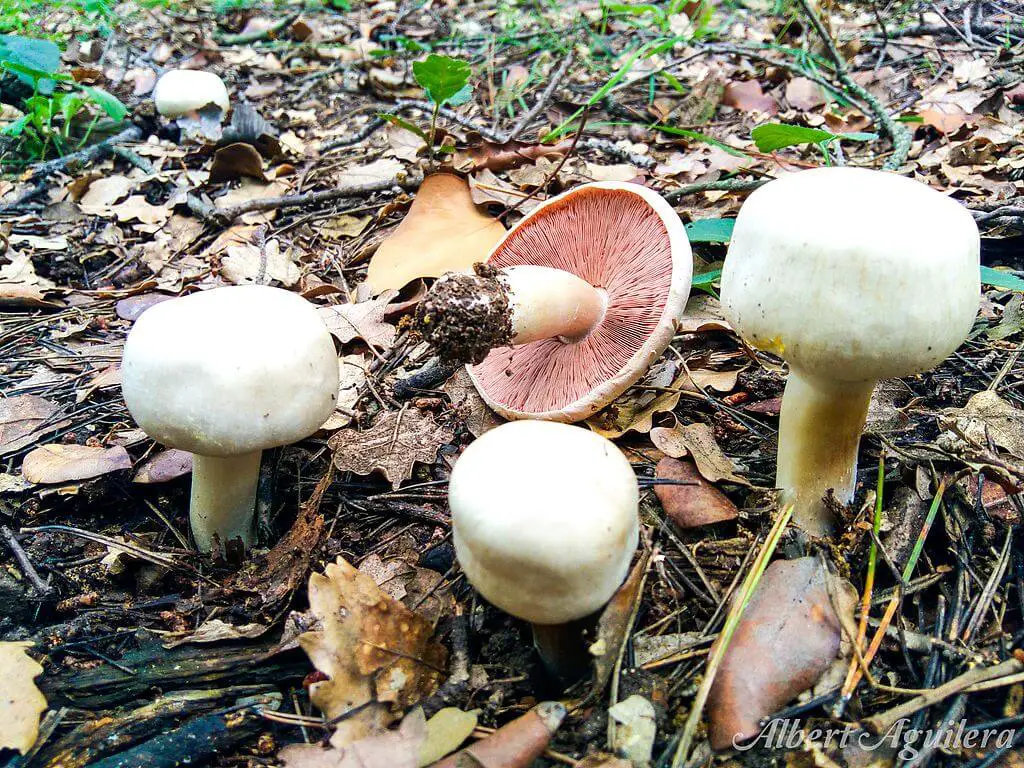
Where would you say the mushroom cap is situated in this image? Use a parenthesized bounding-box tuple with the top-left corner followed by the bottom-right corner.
(467, 182, 692, 422)
(450, 420, 639, 625)
(721, 167, 980, 382)
(153, 70, 230, 118)
(121, 285, 339, 457)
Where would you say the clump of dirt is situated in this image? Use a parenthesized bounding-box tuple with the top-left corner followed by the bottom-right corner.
(416, 265, 513, 365)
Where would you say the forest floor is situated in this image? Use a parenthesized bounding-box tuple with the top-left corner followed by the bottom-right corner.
(1, 1, 1024, 767)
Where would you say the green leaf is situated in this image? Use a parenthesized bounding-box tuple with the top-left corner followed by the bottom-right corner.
(0, 34, 60, 93)
(686, 218, 735, 243)
(650, 124, 747, 157)
(751, 123, 878, 152)
(980, 266, 1024, 292)
(80, 86, 128, 121)
(692, 268, 722, 287)
(413, 54, 472, 106)
(751, 123, 836, 152)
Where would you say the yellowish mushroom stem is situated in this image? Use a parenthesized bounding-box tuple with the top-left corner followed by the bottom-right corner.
(776, 369, 875, 536)
(190, 451, 260, 554)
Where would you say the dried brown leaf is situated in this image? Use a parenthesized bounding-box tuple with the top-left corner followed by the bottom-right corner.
(723, 80, 777, 115)
(299, 557, 446, 747)
(650, 422, 749, 486)
(0, 642, 47, 754)
(707, 557, 856, 750)
(22, 444, 132, 484)
(654, 458, 739, 528)
(133, 448, 193, 483)
(0, 395, 62, 456)
(320, 292, 399, 350)
(328, 409, 454, 489)
(209, 142, 268, 183)
(364, 174, 506, 295)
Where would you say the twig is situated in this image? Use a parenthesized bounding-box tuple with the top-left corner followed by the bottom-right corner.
(214, 173, 422, 222)
(579, 137, 656, 169)
(504, 48, 575, 143)
(664, 177, 767, 204)
(863, 657, 1024, 734)
(795, 0, 911, 169)
(0, 525, 53, 597)
(0, 125, 143, 212)
(215, 13, 300, 45)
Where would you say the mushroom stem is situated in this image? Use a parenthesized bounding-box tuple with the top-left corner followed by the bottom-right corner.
(531, 616, 596, 682)
(776, 370, 875, 536)
(503, 265, 607, 345)
(190, 451, 261, 553)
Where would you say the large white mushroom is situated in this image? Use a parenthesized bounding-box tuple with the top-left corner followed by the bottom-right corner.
(121, 286, 338, 555)
(449, 420, 639, 679)
(721, 167, 980, 535)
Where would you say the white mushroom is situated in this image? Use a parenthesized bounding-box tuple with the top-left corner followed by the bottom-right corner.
(449, 420, 639, 678)
(721, 167, 980, 535)
(121, 285, 339, 555)
(153, 69, 230, 119)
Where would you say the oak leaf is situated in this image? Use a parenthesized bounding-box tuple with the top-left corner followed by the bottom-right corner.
(320, 293, 398, 350)
(328, 409, 454, 489)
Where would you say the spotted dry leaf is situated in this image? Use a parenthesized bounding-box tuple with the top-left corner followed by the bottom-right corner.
(0, 642, 47, 754)
(299, 557, 446, 749)
(328, 408, 454, 489)
(319, 291, 398, 350)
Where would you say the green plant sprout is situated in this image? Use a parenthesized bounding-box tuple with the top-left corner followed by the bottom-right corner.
(378, 54, 471, 164)
(0, 36, 126, 164)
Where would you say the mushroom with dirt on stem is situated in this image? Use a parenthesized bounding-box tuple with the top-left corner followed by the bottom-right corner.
(120, 285, 339, 555)
(449, 419, 640, 681)
(720, 167, 980, 536)
(416, 181, 692, 423)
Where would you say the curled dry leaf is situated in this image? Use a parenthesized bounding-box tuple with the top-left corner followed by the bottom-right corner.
(209, 142, 268, 183)
(321, 355, 369, 431)
(457, 139, 572, 172)
(22, 444, 132, 485)
(320, 292, 399, 350)
(0, 642, 47, 754)
(429, 702, 566, 768)
(299, 557, 446, 748)
(328, 409, 455, 489)
(706, 557, 857, 750)
(654, 457, 739, 528)
(650, 422, 749, 486)
(586, 372, 691, 439)
(163, 618, 268, 648)
(364, 174, 506, 295)
(133, 448, 193, 483)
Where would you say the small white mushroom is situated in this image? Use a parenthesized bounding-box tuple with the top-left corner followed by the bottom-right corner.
(153, 69, 230, 119)
(721, 167, 980, 535)
(449, 420, 639, 678)
(121, 285, 338, 555)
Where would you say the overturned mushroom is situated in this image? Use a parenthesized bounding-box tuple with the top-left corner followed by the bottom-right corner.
(449, 420, 639, 680)
(418, 182, 692, 422)
(121, 286, 338, 555)
(721, 167, 980, 535)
